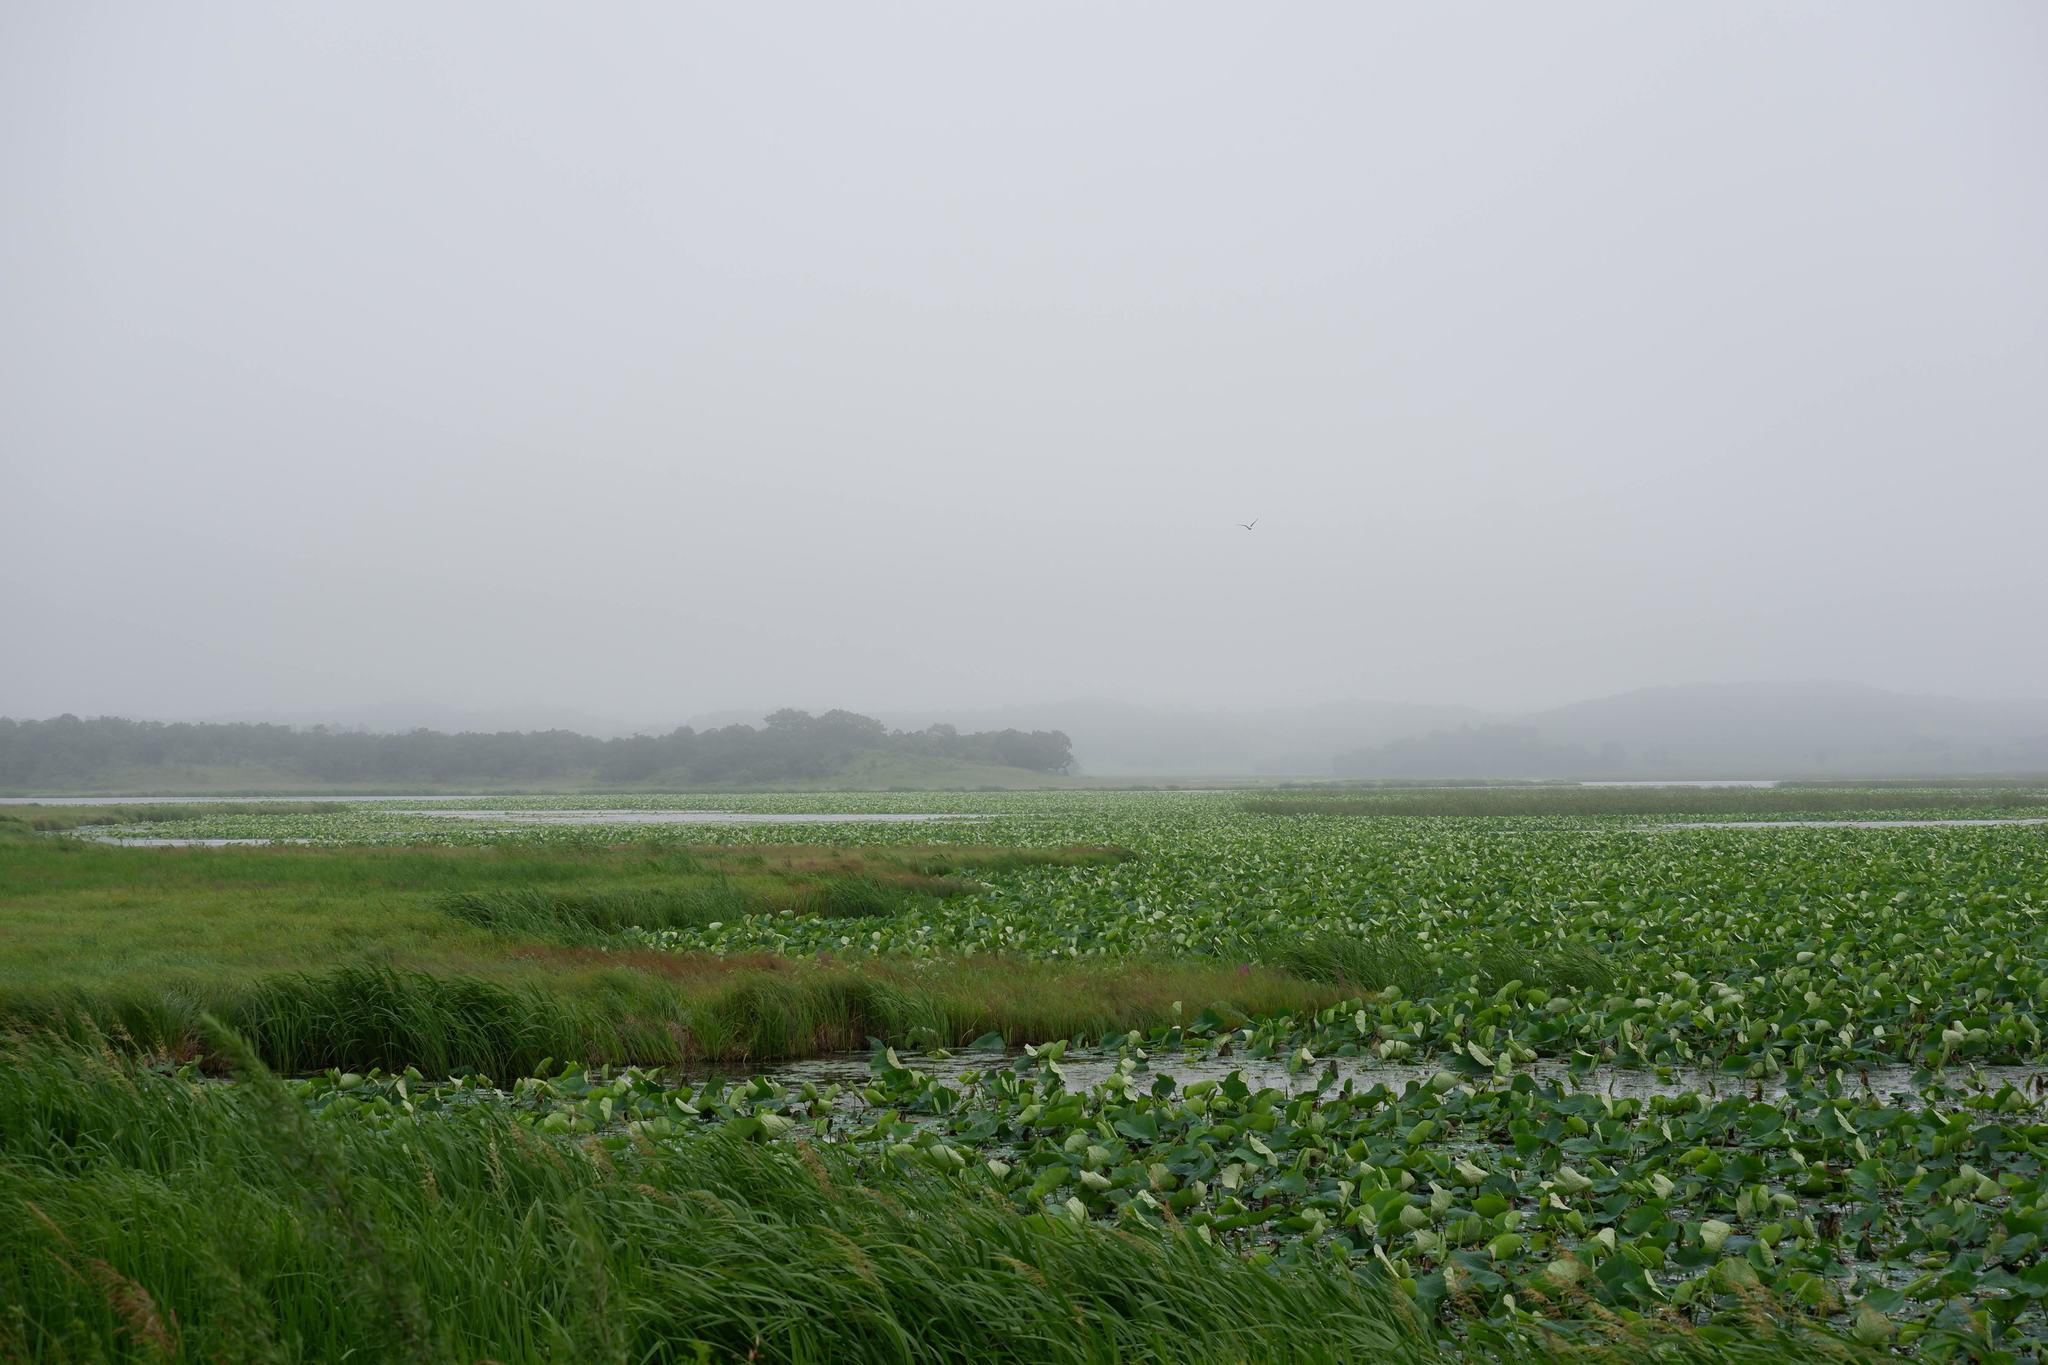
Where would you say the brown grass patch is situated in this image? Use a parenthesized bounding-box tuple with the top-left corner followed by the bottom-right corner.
(503, 946, 796, 981)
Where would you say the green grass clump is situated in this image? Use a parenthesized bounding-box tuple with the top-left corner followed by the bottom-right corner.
(0, 1032, 1423, 1364)
(225, 966, 587, 1079)
(11, 958, 1346, 1075)
(439, 883, 757, 938)
(438, 874, 950, 942)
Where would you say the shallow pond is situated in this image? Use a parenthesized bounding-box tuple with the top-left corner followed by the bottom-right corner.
(406, 809, 987, 827)
(82, 836, 318, 847)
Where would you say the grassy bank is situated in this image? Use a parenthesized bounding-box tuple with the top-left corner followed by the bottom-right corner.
(0, 825, 1336, 1071)
(0, 819, 1115, 989)
(23, 958, 1343, 1076)
(0, 748, 1092, 796)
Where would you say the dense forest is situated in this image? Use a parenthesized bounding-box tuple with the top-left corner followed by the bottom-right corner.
(0, 710, 1074, 790)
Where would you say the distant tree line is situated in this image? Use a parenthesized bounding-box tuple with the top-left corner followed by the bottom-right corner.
(0, 710, 1074, 789)
(591, 710, 1074, 784)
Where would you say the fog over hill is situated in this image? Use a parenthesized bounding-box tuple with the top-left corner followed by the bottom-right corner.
(1333, 682, 2048, 780)
(714, 682, 2048, 779)
(872, 700, 1480, 777)
(10, 681, 2045, 790)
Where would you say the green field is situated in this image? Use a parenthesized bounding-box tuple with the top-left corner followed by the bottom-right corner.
(3, 790, 2045, 1359)
(0, 749, 1102, 797)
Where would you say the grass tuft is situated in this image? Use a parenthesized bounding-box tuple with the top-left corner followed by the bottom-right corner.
(0, 1033, 1424, 1364)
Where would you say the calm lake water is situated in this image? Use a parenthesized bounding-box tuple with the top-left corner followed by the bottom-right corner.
(71, 808, 986, 844)
(83, 837, 319, 847)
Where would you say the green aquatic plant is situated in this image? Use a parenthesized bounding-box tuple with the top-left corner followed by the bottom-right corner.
(258, 1037, 2048, 1350)
(11, 788, 2041, 1356)
(1252, 932, 1613, 997)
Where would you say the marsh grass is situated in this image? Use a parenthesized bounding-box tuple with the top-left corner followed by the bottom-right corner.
(0, 1032, 1876, 1364)
(438, 873, 964, 942)
(440, 883, 762, 938)
(12, 958, 1350, 1074)
(0, 832, 1124, 993)
(0, 1031, 1422, 1364)
(0, 823, 1324, 1071)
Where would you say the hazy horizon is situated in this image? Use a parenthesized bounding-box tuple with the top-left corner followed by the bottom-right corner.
(10, 678, 2048, 782)
(6, 674, 2048, 740)
(6, 4, 2045, 724)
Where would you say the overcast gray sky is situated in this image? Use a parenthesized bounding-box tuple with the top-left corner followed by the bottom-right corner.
(4, 3, 2044, 728)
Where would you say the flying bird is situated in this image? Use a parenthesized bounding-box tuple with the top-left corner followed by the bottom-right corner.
(1237, 518, 1259, 531)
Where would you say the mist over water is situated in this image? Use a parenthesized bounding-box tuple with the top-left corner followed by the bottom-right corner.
(4, 4, 2045, 736)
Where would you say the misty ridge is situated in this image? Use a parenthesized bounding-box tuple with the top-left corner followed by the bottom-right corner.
(872, 682, 2048, 779)
(6, 681, 2047, 793)
(1330, 682, 2048, 780)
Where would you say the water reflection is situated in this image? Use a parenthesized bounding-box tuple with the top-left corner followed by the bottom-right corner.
(701, 1048, 2046, 1108)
